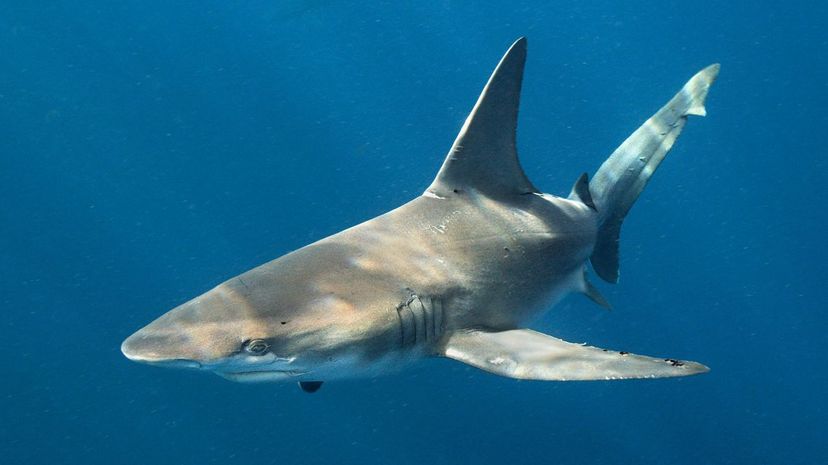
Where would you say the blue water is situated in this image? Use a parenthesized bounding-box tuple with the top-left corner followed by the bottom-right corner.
(2, 2, 825, 464)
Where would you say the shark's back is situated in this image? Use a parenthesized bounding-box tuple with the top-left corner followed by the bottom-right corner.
(314, 187, 596, 332)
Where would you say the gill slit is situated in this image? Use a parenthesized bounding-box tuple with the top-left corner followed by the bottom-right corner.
(396, 293, 444, 349)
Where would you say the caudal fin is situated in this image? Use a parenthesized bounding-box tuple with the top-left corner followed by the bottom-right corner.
(588, 64, 720, 283)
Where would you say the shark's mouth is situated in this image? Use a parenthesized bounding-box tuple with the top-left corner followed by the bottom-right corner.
(216, 369, 308, 383)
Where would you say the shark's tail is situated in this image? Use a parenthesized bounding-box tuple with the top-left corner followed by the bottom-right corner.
(585, 64, 720, 283)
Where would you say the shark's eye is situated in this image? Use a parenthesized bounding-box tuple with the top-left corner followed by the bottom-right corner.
(243, 339, 270, 356)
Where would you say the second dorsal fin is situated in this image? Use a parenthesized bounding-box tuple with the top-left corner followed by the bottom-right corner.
(569, 172, 596, 210)
(426, 38, 537, 199)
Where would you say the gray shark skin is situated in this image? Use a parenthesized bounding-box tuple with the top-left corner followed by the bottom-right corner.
(122, 38, 719, 389)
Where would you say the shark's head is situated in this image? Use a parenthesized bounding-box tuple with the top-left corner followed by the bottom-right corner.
(121, 285, 305, 382)
(120, 259, 380, 382)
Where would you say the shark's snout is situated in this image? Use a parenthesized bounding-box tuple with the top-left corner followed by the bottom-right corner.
(122, 292, 238, 368)
(121, 328, 202, 369)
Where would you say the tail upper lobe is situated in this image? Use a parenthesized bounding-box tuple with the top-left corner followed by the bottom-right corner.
(588, 64, 720, 283)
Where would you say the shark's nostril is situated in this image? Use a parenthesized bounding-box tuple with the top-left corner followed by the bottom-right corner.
(168, 359, 202, 369)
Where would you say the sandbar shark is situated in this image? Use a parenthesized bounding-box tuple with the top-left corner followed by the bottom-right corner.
(122, 38, 718, 392)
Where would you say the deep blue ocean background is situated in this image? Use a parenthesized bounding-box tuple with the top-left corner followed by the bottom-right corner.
(2, 2, 826, 464)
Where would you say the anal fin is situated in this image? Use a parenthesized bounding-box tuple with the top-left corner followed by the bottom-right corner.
(441, 329, 708, 381)
(582, 270, 611, 310)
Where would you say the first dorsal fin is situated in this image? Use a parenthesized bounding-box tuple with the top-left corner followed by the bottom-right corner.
(426, 38, 537, 199)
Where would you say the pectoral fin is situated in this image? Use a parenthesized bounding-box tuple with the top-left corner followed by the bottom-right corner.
(299, 381, 324, 393)
(441, 329, 708, 381)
